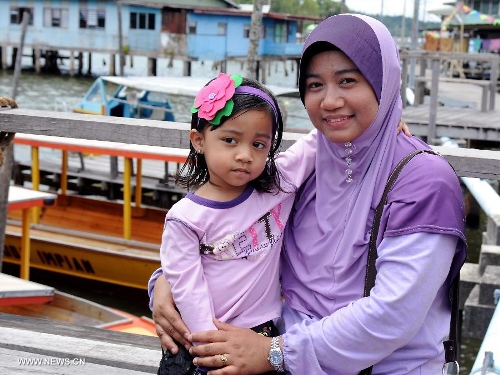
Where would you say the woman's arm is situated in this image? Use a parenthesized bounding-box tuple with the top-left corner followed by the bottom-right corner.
(151, 274, 191, 352)
(188, 232, 456, 374)
(276, 130, 316, 187)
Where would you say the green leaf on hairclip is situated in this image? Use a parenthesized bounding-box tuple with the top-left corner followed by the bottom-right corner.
(210, 99, 234, 125)
(190, 105, 199, 114)
(231, 75, 243, 88)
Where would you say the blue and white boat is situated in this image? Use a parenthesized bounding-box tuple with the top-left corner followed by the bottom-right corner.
(72, 75, 300, 123)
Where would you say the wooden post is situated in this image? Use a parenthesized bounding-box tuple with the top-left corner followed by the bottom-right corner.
(20, 207, 31, 279)
(135, 159, 142, 207)
(123, 157, 132, 240)
(34, 48, 41, 74)
(30, 146, 40, 224)
(109, 54, 116, 76)
(489, 56, 498, 111)
(0, 142, 14, 271)
(61, 150, 68, 195)
(427, 57, 440, 144)
(183, 61, 191, 76)
(401, 56, 409, 107)
(69, 50, 74, 76)
(87, 52, 92, 75)
(0, 45, 4, 70)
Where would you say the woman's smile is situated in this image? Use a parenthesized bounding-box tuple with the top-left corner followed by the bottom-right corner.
(324, 114, 354, 128)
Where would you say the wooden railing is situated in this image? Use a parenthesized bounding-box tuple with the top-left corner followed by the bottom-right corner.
(1, 108, 499, 180)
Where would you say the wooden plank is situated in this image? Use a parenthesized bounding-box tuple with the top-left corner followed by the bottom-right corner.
(0, 274, 54, 302)
(0, 313, 159, 374)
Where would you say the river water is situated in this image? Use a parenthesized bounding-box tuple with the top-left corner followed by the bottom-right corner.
(1, 56, 485, 372)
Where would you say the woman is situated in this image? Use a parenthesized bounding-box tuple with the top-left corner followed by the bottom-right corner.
(149, 14, 467, 374)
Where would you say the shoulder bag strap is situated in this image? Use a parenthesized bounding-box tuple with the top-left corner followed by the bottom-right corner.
(358, 149, 461, 375)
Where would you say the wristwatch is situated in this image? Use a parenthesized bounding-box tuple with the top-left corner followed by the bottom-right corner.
(268, 336, 285, 373)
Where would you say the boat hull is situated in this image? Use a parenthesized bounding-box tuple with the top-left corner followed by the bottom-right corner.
(0, 274, 157, 337)
(5, 195, 163, 290)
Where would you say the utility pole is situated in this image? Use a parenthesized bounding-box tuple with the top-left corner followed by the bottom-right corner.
(380, 0, 384, 23)
(117, 0, 124, 76)
(341, 0, 346, 13)
(401, 0, 407, 47)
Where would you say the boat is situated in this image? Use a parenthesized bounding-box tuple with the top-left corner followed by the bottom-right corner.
(5, 193, 164, 290)
(72, 75, 300, 122)
(0, 273, 156, 336)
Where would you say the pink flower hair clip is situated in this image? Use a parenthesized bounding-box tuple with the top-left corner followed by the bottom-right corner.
(191, 73, 243, 125)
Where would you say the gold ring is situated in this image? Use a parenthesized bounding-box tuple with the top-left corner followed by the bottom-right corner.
(220, 354, 228, 366)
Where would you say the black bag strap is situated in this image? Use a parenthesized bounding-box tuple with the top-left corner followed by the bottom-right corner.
(359, 149, 460, 375)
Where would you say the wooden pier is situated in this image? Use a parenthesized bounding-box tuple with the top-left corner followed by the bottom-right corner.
(402, 105, 500, 144)
(400, 50, 500, 146)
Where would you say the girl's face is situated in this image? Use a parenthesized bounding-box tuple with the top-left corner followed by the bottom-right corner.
(191, 109, 273, 198)
(303, 50, 379, 144)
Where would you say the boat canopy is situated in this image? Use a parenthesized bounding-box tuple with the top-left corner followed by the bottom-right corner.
(99, 76, 299, 98)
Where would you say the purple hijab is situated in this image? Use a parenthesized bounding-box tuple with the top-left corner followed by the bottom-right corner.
(281, 14, 466, 318)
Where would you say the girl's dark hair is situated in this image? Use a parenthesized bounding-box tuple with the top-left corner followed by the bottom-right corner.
(176, 77, 284, 193)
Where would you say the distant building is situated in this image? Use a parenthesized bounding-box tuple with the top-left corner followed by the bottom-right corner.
(1, 0, 320, 76)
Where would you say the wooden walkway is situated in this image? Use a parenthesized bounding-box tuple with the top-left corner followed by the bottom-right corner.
(0, 313, 159, 374)
(402, 105, 500, 143)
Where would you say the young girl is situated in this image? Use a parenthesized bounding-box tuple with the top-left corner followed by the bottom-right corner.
(157, 73, 317, 375)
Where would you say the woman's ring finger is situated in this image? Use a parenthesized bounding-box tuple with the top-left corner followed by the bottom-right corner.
(220, 354, 228, 366)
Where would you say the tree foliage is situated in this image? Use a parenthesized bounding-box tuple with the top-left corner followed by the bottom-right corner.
(233, 0, 441, 40)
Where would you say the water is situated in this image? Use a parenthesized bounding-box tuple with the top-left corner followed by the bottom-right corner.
(0, 53, 311, 130)
(0, 61, 484, 372)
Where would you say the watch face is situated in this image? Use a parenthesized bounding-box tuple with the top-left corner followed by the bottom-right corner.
(269, 351, 282, 365)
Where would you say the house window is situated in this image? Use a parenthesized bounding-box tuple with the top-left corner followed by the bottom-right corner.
(44, 8, 69, 28)
(492, 1, 499, 15)
(130, 12, 156, 30)
(188, 22, 197, 34)
(80, 9, 106, 29)
(243, 24, 265, 39)
(274, 22, 287, 43)
(217, 22, 227, 35)
(10, 7, 34, 25)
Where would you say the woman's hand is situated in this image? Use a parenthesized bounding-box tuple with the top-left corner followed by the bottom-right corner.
(152, 275, 192, 353)
(397, 119, 412, 136)
(189, 319, 275, 375)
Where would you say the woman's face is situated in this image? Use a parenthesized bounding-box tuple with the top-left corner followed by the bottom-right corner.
(303, 50, 379, 144)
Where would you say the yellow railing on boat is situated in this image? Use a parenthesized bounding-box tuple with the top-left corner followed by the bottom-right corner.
(14, 133, 189, 241)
